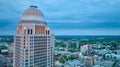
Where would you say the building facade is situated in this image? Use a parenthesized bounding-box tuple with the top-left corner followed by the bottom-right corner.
(80, 45, 93, 56)
(13, 5, 55, 67)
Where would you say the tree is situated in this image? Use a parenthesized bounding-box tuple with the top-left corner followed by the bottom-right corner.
(59, 57, 66, 64)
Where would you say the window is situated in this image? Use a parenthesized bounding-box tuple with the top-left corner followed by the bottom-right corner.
(27, 29, 29, 34)
(23, 26, 26, 34)
(31, 29, 32, 34)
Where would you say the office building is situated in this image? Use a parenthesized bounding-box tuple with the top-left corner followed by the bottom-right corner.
(13, 5, 55, 67)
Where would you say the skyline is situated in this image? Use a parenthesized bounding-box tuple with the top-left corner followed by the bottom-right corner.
(0, 0, 120, 35)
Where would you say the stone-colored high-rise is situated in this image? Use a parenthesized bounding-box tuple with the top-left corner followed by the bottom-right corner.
(13, 5, 55, 67)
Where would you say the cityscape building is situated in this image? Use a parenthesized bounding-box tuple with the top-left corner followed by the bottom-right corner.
(13, 5, 55, 67)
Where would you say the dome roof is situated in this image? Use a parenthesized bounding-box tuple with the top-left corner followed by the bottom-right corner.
(21, 5, 44, 21)
(23, 5, 44, 17)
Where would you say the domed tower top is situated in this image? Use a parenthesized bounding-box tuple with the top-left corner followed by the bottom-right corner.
(17, 5, 49, 35)
(21, 5, 44, 21)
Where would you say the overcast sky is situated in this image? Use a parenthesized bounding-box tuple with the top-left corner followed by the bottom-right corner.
(0, 0, 120, 35)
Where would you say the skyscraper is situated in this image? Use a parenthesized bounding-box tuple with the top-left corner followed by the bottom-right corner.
(13, 5, 55, 67)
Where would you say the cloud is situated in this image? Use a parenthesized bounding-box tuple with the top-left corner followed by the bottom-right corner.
(52, 29, 120, 35)
(49, 22, 120, 30)
(0, 0, 120, 35)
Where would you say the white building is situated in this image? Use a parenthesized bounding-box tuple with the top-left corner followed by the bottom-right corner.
(8, 44, 14, 54)
(76, 40, 79, 49)
(13, 5, 55, 67)
(80, 45, 93, 55)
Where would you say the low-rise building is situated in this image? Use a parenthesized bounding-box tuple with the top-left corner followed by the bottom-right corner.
(64, 60, 86, 67)
(81, 45, 93, 56)
(84, 56, 96, 67)
(94, 61, 113, 67)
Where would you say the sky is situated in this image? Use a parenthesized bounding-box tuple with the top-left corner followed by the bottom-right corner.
(0, 0, 120, 35)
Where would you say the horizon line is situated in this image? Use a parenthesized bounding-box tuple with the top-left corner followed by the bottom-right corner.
(0, 35, 120, 36)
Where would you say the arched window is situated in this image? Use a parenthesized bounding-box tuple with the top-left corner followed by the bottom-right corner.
(31, 29, 32, 34)
(23, 26, 26, 34)
(27, 29, 29, 34)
